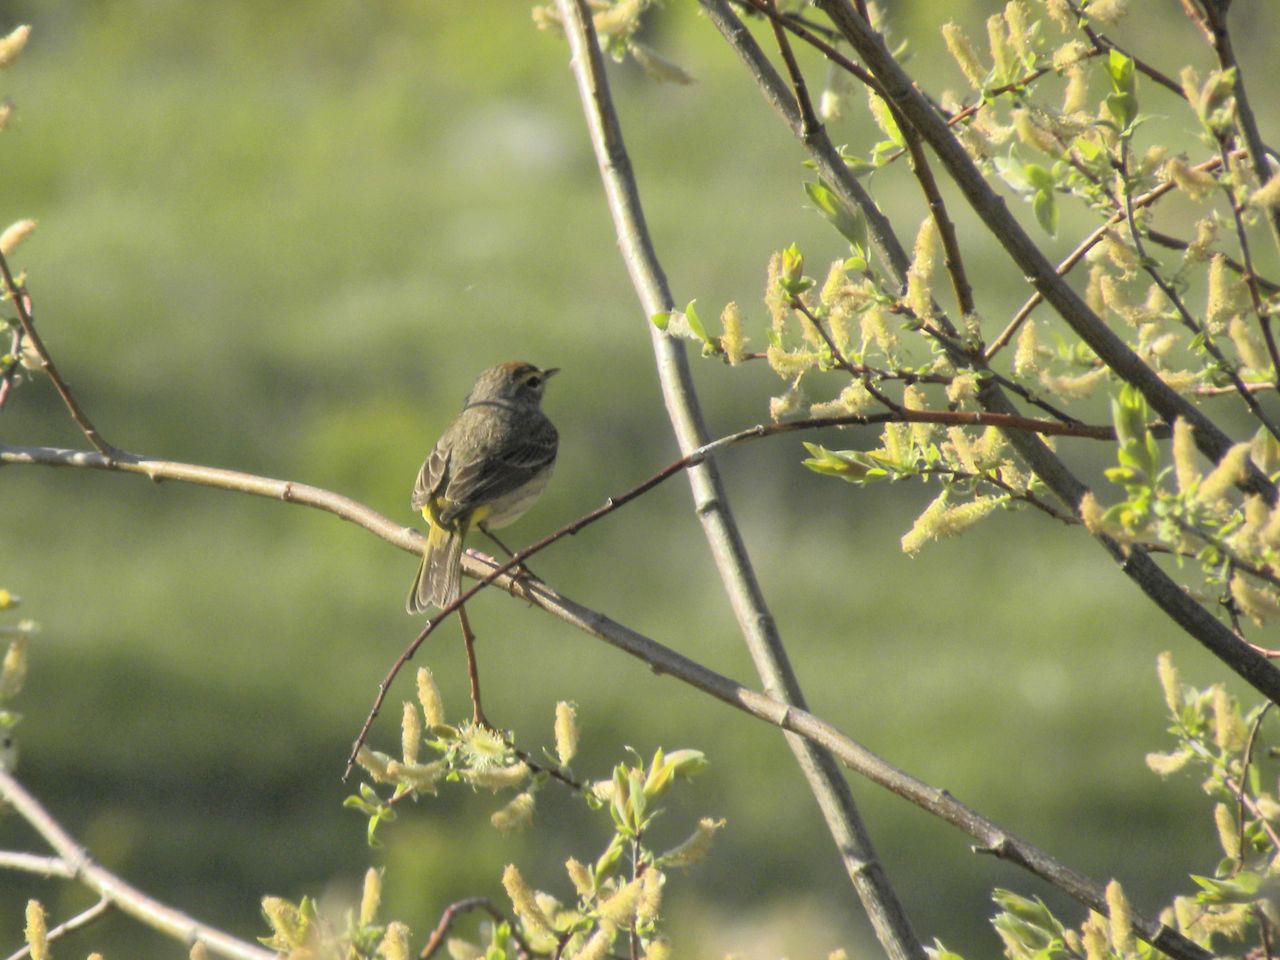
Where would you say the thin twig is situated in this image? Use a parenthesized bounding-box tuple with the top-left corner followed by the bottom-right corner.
(1117, 142, 1280, 440)
(1193, 0, 1280, 247)
(0, 251, 117, 457)
(419, 897, 529, 960)
(1234, 703, 1276, 870)
(3, 898, 112, 960)
(456, 605, 490, 728)
(0, 325, 23, 411)
(0, 769, 274, 960)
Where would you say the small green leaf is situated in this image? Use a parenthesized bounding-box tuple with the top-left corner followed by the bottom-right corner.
(650, 311, 671, 331)
(1032, 188, 1057, 236)
(684, 299, 710, 344)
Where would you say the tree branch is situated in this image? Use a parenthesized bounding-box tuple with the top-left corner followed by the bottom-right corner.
(0, 769, 274, 960)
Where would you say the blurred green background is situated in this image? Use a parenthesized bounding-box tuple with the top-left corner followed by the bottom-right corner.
(2, 1, 1276, 956)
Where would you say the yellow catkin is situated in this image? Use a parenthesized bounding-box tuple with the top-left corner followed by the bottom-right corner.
(24, 901, 47, 960)
(947, 427, 979, 472)
(1085, 0, 1128, 25)
(946, 371, 979, 404)
(987, 14, 1013, 80)
(661, 817, 725, 868)
(643, 938, 672, 960)
(1250, 174, 1280, 211)
(860, 304, 898, 354)
(1229, 315, 1269, 371)
(598, 877, 643, 926)
(905, 217, 938, 321)
(1081, 913, 1109, 960)
(1004, 1, 1033, 61)
(1145, 749, 1191, 776)
(378, 922, 411, 960)
(491, 791, 536, 833)
(1039, 367, 1108, 400)
(1156, 651, 1181, 713)
(463, 762, 531, 792)
(554, 701, 578, 767)
(576, 922, 618, 960)
(719, 302, 748, 366)
(901, 491, 950, 555)
(1214, 802, 1241, 859)
(765, 253, 788, 337)
(0, 25, 31, 68)
(1013, 108, 1060, 155)
(417, 667, 445, 728)
(1013, 319, 1039, 377)
(1231, 574, 1280, 626)
(809, 382, 873, 418)
(636, 867, 664, 924)
(360, 867, 383, 925)
(502, 864, 552, 934)
(1105, 880, 1136, 955)
(385, 759, 447, 794)
(1207, 255, 1240, 331)
(0, 218, 36, 257)
(566, 858, 594, 897)
(941, 22, 987, 89)
(769, 379, 806, 421)
(1212, 684, 1247, 751)
(1044, 0, 1074, 31)
(1198, 442, 1252, 503)
(1165, 157, 1218, 202)
(765, 344, 816, 380)
(1061, 63, 1089, 113)
(1078, 492, 1108, 535)
(1172, 418, 1198, 493)
(401, 702, 421, 766)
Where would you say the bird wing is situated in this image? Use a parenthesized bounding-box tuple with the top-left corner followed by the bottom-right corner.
(411, 441, 451, 512)
(438, 417, 558, 522)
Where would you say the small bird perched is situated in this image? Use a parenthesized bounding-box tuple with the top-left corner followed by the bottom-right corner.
(407, 361, 560, 614)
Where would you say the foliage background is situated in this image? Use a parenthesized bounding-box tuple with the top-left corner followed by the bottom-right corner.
(1, 0, 1273, 956)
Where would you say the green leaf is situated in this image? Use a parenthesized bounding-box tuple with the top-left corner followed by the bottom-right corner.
(684, 299, 710, 344)
(650, 311, 670, 331)
(804, 180, 867, 247)
(1032, 188, 1057, 237)
(1106, 49, 1135, 97)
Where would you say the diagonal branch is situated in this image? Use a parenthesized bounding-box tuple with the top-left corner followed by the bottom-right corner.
(552, 1, 926, 957)
(0, 769, 274, 960)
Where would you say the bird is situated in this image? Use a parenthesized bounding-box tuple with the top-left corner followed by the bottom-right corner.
(406, 361, 559, 614)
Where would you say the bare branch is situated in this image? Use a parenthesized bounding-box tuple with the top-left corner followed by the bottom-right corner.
(0, 769, 275, 960)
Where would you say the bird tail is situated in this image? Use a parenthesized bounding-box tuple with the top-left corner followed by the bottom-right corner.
(407, 518, 467, 614)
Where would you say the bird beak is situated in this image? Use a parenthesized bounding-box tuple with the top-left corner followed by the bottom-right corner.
(543, 367, 561, 379)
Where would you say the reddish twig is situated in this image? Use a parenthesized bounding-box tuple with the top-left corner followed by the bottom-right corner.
(419, 897, 529, 960)
(0, 251, 117, 456)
